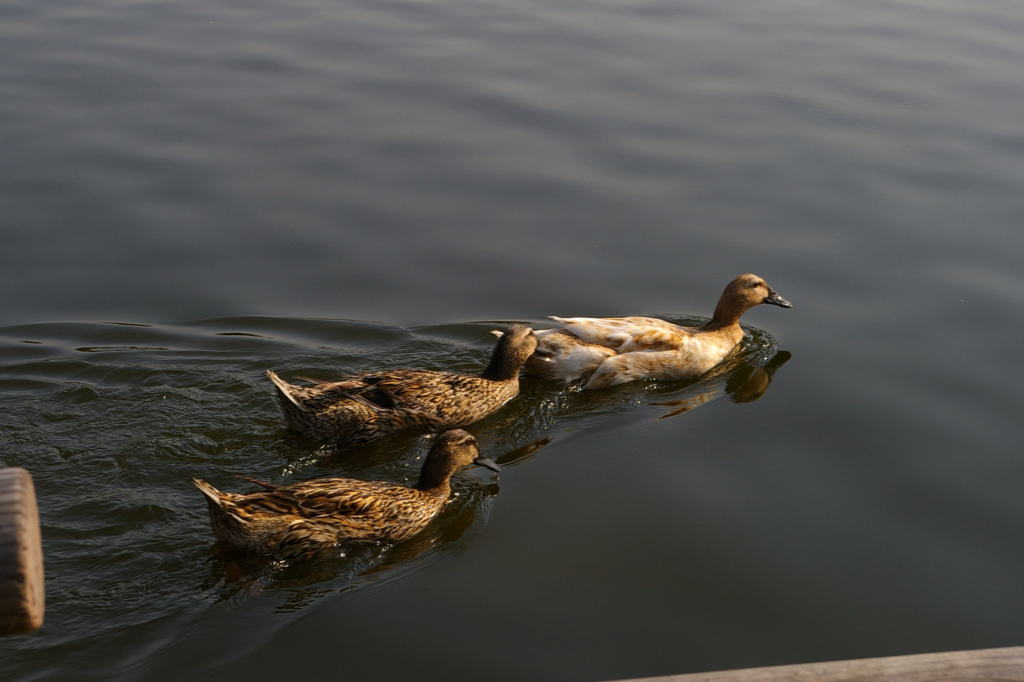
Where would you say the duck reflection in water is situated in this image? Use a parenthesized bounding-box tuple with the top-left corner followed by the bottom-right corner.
(194, 430, 499, 561)
(461, 344, 791, 476)
(651, 348, 792, 419)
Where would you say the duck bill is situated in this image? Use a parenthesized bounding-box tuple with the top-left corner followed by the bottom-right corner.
(474, 456, 501, 473)
(764, 288, 793, 308)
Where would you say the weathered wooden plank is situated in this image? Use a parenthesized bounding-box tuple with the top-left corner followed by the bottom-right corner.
(604, 646, 1024, 682)
(0, 467, 45, 637)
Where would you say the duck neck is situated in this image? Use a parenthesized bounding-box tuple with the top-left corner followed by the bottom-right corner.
(701, 298, 747, 332)
(479, 341, 521, 382)
(415, 478, 451, 496)
(415, 457, 456, 493)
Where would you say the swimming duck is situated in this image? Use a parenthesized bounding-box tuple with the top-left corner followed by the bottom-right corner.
(267, 324, 537, 447)
(193, 430, 499, 559)
(526, 274, 791, 389)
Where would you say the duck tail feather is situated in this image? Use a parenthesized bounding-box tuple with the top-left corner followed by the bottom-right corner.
(266, 370, 307, 410)
(193, 478, 225, 505)
(235, 475, 280, 491)
(294, 375, 367, 391)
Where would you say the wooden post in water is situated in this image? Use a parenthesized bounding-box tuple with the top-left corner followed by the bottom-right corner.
(0, 467, 45, 636)
(603, 646, 1024, 682)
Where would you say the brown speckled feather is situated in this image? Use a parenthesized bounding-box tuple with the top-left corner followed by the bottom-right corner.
(195, 430, 499, 559)
(267, 325, 537, 446)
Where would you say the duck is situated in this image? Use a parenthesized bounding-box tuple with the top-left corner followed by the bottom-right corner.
(267, 324, 537, 447)
(193, 429, 500, 559)
(525, 274, 791, 389)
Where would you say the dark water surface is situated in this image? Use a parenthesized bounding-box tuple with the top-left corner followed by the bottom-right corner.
(3, 0, 1024, 679)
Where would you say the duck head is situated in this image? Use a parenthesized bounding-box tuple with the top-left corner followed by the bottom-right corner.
(416, 429, 500, 490)
(480, 324, 538, 381)
(708, 274, 792, 328)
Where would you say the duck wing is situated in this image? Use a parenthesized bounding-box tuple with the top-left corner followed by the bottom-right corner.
(245, 479, 409, 520)
(550, 316, 696, 353)
(288, 374, 400, 411)
(346, 370, 472, 413)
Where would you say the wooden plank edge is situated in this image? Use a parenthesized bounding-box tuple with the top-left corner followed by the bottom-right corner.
(600, 645, 1024, 682)
(0, 467, 45, 637)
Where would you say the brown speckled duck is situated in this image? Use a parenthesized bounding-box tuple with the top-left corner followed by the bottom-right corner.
(193, 429, 499, 559)
(267, 324, 537, 447)
(527, 274, 791, 389)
